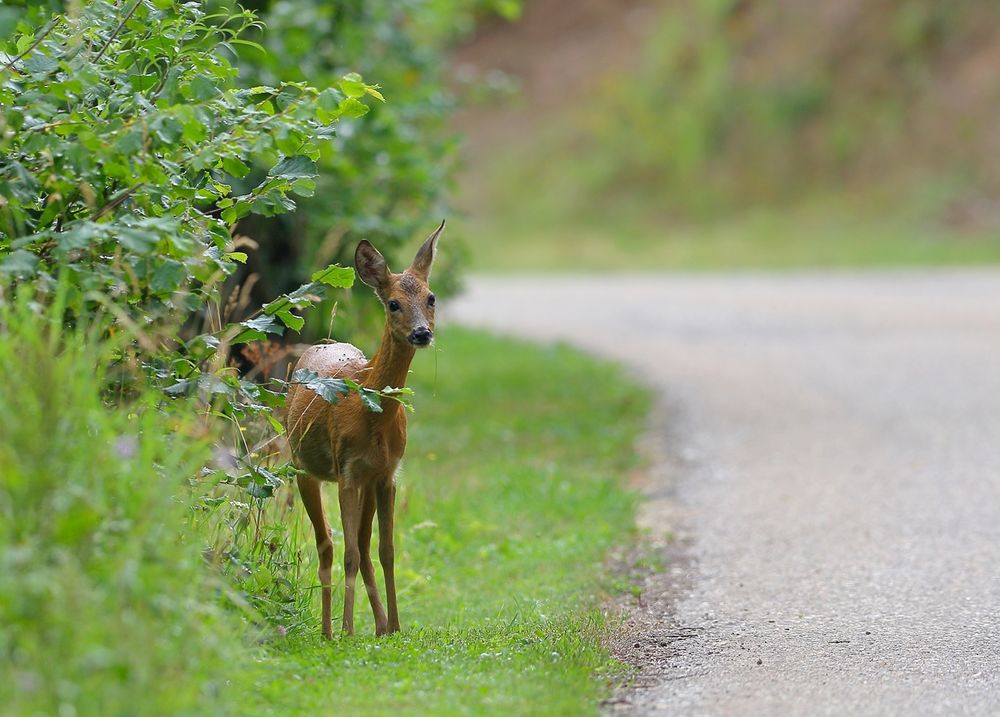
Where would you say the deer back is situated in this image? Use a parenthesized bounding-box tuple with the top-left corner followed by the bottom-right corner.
(285, 342, 408, 485)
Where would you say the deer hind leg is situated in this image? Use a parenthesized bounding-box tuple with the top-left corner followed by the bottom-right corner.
(338, 482, 362, 636)
(358, 484, 389, 635)
(297, 474, 334, 640)
(376, 479, 400, 634)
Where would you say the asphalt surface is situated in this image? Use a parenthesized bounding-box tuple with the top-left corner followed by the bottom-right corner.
(446, 272, 1000, 716)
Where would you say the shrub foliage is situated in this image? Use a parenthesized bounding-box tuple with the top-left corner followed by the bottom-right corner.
(0, 5, 662, 716)
(0, 1, 379, 319)
(0, 0, 517, 635)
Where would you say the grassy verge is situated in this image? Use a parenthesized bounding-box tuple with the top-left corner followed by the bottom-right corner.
(0, 298, 241, 717)
(1, 314, 650, 716)
(462, 199, 1000, 273)
(460, 149, 1000, 272)
(236, 327, 650, 716)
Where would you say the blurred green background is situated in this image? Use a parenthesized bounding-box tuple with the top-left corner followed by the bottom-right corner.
(450, 0, 1000, 271)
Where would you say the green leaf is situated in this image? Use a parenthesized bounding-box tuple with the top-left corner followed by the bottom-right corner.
(378, 386, 415, 412)
(222, 157, 251, 179)
(284, 282, 323, 305)
(379, 386, 415, 397)
(269, 155, 317, 179)
(129, 73, 159, 92)
(275, 308, 304, 332)
(338, 97, 369, 119)
(292, 177, 316, 197)
(0, 250, 39, 276)
(232, 314, 282, 344)
(23, 53, 58, 75)
(115, 129, 144, 156)
(290, 368, 350, 404)
(338, 72, 367, 98)
(246, 477, 276, 499)
(358, 390, 383, 414)
(187, 334, 221, 357)
(198, 374, 235, 397)
(151, 117, 183, 144)
(227, 38, 267, 56)
(150, 259, 186, 295)
(116, 227, 158, 254)
(221, 200, 251, 225)
(317, 88, 341, 111)
(56, 223, 102, 252)
(164, 380, 191, 396)
(310, 265, 355, 288)
(187, 75, 220, 101)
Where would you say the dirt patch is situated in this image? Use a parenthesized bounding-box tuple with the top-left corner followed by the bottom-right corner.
(602, 538, 697, 714)
(600, 399, 701, 713)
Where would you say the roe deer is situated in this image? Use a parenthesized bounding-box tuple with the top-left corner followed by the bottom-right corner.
(285, 221, 443, 638)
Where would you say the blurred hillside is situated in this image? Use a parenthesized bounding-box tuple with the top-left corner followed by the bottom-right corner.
(452, 0, 1000, 270)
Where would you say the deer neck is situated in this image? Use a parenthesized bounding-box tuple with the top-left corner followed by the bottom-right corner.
(364, 323, 415, 404)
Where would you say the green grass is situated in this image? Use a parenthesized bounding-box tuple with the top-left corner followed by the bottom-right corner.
(1, 305, 651, 716)
(463, 205, 1000, 273)
(460, 157, 1000, 272)
(234, 327, 649, 715)
(0, 295, 242, 717)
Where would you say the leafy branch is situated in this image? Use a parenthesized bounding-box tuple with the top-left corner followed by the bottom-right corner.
(285, 368, 415, 413)
(91, 0, 142, 65)
(0, 1, 392, 520)
(0, 16, 60, 76)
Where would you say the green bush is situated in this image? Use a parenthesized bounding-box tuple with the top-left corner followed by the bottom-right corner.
(231, 0, 521, 333)
(0, 0, 522, 644)
(0, 0, 376, 322)
(0, 0, 521, 335)
(0, 0, 386, 524)
(0, 291, 245, 717)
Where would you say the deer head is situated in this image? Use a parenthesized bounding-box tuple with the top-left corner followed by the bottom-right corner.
(355, 220, 444, 347)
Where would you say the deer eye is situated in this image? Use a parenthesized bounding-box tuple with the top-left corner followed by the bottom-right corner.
(427, 294, 436, 307)
(387, 300, 401, 312)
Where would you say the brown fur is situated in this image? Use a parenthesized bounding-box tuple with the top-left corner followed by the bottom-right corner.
(284, 222, 443, 638)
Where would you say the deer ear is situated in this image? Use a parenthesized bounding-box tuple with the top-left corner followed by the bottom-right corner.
(355, 240, 390, 291)
(409, 220, 444, 281)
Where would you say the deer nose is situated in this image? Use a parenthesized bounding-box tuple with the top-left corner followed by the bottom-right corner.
(409, 327, 433, 346)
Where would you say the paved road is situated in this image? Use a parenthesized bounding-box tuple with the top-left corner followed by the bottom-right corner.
(446, 272, 1000, 716)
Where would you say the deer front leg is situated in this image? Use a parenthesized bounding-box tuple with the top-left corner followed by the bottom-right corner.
(376, 479, 400, 633)
(358, 484, 389, 635)
(338, 483, 362, 636)
(297, 474, 334, 640)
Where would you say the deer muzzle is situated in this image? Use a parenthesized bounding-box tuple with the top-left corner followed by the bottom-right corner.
(408, 327, 433, 347)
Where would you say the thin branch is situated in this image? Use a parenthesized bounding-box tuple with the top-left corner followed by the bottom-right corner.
(25, 119, 89, 134)
(91, 0, 143, 66)
(91, 184, 144, 220)
(0, 16, 60, 76)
